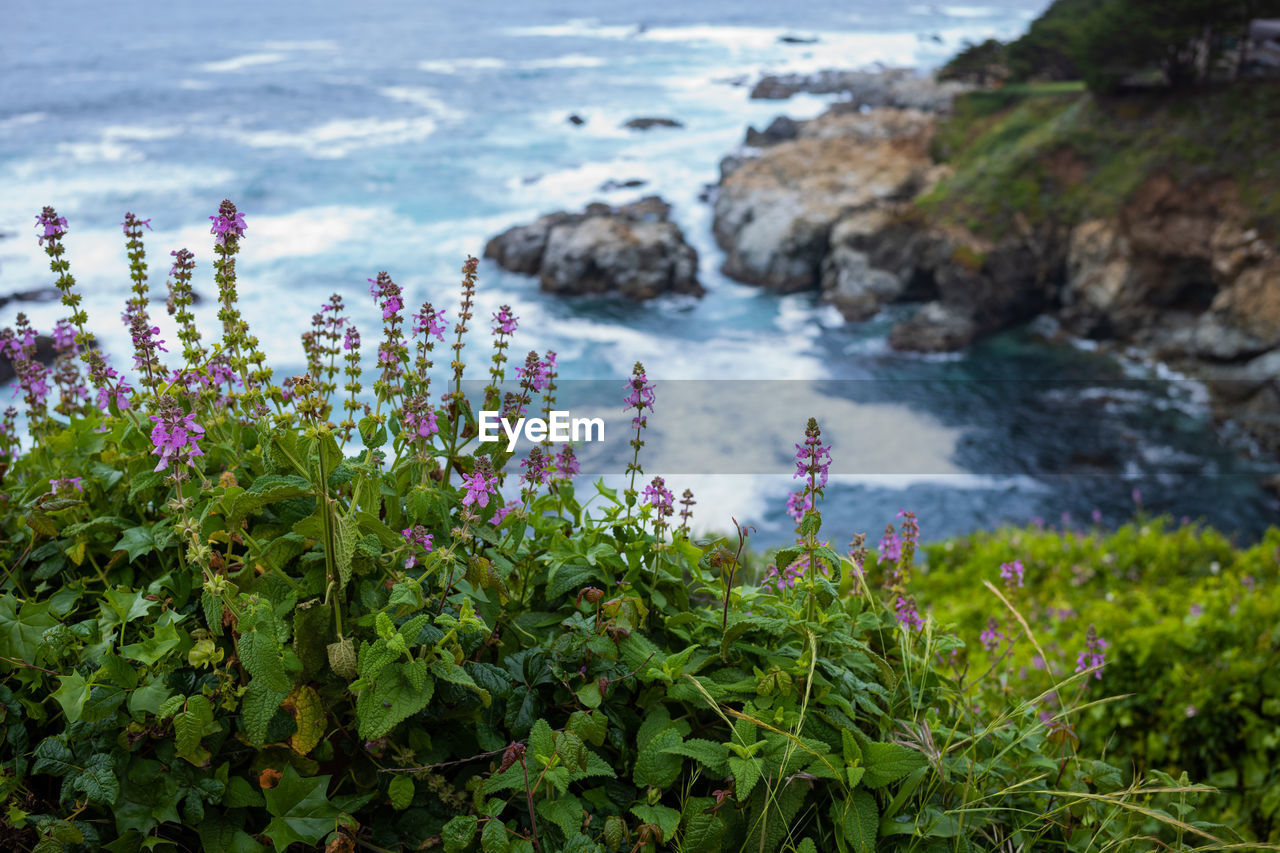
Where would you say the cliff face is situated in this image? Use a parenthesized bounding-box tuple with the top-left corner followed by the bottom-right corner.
(711, 82, 1280, 454)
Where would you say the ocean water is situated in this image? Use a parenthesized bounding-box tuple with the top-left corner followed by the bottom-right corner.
(2, 0, 1277, 545)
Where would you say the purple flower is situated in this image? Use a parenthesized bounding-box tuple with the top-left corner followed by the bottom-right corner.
(149, 406, 205, 472)
(401, 395, 439, 440)
(1091, 508, 1102, 524)
(624, 362, 655, 428)
(1075, 625, 1108, 680)
(461, 465, 499, 508)
(35, 207, 68, 246)
(980, 617, 1004, 651)
(515, 351, 554, 392)
(895, 596, 923, 632)
(368, 275, 403, 320)
(1000, 559, 1025, 589)
(520, 446, 552, 486)
(785, 490, 812, 524)
(209, 202, 247, 245)
(412, 303, 447, 341)
(897, 509, 920, 545)
(1131, 488, 1142, 506)
(49, 477, 85, 495)
(793, 423, 832, 489)
(343, 326, 360, 351)
(555, 445, 579, 478)
(491, 501, 518, 526)
(402, 524, 434, 569)
(643, 476, 674, 516)
(1188, 603, 1203, 618)
(492, 305, 518, 335)
(52, 319, 76, 352)
(121, 215, 152, 234)
(878, 531, 902, 564)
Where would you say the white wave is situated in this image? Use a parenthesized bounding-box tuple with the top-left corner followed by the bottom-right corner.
(177, 79, 214, 90)
(378, 87, 464, 120)
(520, 54, 607, 69)
(199, 52, 288, 73)
(0, 112, 46, 130)
(233, 115, 439, 158)
(501, 20, 639, 40)
(54, 140, 143, 164)
(417, 57, 507, 74)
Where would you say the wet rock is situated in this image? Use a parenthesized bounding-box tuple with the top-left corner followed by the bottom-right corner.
(778, 34, 819, 44)
(889, 302, 978, 351)
(566, 114, 586, 126)
(484, 196, 701, 300)
(0, 287, 61, 311)
(599, 178, 647, 192)
(622, 117, 683, 131)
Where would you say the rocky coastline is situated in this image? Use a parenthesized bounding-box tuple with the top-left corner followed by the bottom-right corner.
(709, 69, 1280, 459)
(484, 196, 702, 300)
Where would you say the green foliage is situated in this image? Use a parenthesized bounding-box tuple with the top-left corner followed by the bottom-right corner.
(918, 519, 1280, 842)
(922, 82, 1280, 239)
(0, 206, 1249, 851)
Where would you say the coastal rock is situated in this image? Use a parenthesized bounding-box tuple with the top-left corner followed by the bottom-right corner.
(599, 178, 647, 191)
(888, 301, 977, 351)
(622, 117, 683, 131)
(0, 287, 61, 311)
(0, 334, 56, 385)
(711, 108, 935, 292)
(484, 197, 701, 300)
(749, 67, 970, 111)
(566, 114, 586, 126)
(743, 116, 800, 148)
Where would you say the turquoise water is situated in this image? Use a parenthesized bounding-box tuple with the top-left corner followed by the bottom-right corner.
(2, 1, 1277, 544)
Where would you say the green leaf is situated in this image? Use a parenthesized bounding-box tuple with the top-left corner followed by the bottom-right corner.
(430, 657, 491, 705)
(334, 514, 357, 588)
(629, 804, 680, 843)
(729, 756, 761, 803)
(662, 738, 729, 776)
(388, 775, 414, 810)
(113, 525, 157, 561)
(229, 475, 314, 526)
(538, 794, 584, 838)
(529, 718, 556, 761)
(0, 595, 56, 666)
(240, 680, 289, 747)
(262, 765, 338, 851)
(53, 671, 91, 723)
(838, 790, 879, 853)
(120, 621, 181, 666)
(31, 737, 76, 777)
(355, 660, 434, 740)
(442, 815, 478, 853)
(127, 470, 166, 501)
(236, 609, 290, 693)
(175, 695, 217, 766)
(481, 817, 510, 853)
(72, 753, 119, 806)
(861, 742, 927, 789)
(633, 728, 683, 788)
(682, 810, 726, 853)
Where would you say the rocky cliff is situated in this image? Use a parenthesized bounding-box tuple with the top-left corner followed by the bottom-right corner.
(711, 80, 1280, 455)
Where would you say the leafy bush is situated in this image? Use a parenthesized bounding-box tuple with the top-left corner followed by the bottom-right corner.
(0, 205, 1246, 851)
(916, 519, 1280, 842)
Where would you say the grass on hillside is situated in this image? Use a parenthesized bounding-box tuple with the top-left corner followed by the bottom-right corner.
(920, 80, 1280, 240)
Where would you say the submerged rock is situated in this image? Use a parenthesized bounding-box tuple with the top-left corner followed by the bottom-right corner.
(484, 197, 702, 300)
(622, 117, 683, 131)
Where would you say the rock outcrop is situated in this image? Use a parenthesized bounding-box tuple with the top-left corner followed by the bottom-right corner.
(484, 197, 702, 300)
(711, 108, 937, 293)
(749, 67, 971, 111)
(622, 117, 683, 131)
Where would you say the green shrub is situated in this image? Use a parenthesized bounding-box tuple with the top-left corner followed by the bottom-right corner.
(917, 519, 1280, 842)
(0, 206, 1249, 851)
